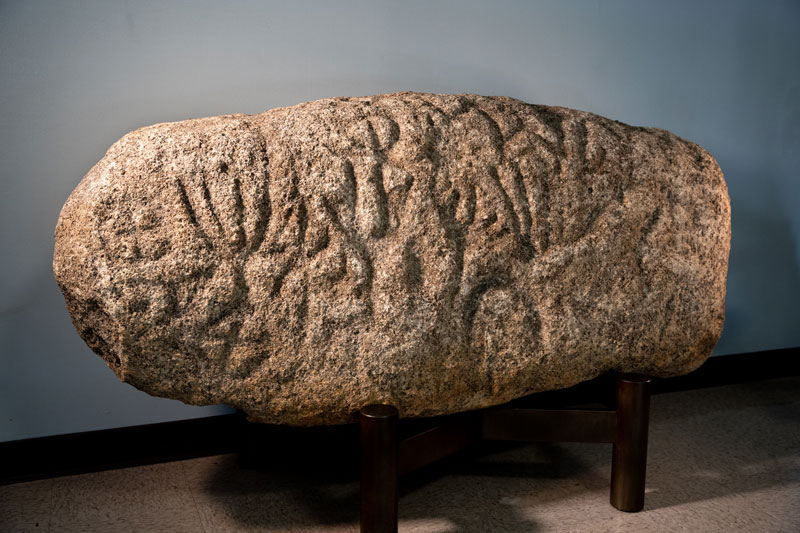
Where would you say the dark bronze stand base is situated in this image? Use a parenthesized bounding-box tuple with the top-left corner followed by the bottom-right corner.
(359, 373, 651, 533)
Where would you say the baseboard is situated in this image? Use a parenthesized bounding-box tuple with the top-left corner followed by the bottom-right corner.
(1, 347, 796, 485)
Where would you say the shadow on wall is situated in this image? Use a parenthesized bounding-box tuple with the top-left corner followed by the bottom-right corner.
(714, 175, 800, 355)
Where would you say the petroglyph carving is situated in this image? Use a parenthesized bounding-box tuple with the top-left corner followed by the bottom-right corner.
(54, 93, 730, 425)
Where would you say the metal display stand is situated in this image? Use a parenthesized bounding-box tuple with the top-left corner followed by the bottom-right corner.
(360, 373, 651, 533)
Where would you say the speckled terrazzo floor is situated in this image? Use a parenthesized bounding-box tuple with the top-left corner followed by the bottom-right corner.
(2, 377, 799, 532)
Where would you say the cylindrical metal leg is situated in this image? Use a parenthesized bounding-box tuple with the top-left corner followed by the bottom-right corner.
(360, 404, 399, 533)
(610, 373, 651, 512)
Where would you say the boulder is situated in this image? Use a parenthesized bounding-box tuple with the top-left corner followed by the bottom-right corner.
(53, 93, 730, 425)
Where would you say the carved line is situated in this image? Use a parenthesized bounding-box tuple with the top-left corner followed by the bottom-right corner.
(199, 173, 225, 238)
(486, 165, 522, 239)
(320, 195, 375, 314)
(247, 167, 271, 255)
(175, 177, 213, 249)
(232, 177, 246, 249)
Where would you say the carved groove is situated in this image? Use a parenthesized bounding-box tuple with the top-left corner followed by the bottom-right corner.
(231, 177, 246, 249)
(199, 175, 225, 237)
(247, 170, 271, 254)
(175, 178, 213, 248)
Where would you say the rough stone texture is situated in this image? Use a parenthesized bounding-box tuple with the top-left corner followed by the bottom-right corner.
(53, 92, 731, 425)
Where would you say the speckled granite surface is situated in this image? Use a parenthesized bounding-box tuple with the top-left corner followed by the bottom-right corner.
(53, 93, 730, 425)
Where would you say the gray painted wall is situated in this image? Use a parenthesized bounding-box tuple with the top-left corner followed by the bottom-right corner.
(1, 0, 798, 442)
